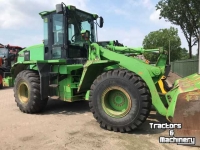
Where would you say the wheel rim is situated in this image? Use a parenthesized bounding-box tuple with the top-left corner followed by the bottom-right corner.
(18, 82, 29, 103)
(101, 86, 132, 118)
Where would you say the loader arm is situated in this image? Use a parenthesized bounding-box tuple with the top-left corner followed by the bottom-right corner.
(90, 43, 168, 116)
(105, 44, 161, 55)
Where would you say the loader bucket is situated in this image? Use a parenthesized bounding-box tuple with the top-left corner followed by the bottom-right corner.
(171, 74, 200, 146)
(173, 90, 200, 146)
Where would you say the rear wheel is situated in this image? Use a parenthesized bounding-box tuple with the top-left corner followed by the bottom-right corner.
(14, 70, 48, 113)
(0, 70, 3, 89)
(89, 69, 152, 132)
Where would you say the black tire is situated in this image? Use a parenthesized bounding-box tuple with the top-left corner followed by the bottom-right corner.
(0, 70, 3, 89)
(89, 69, 152, 132)
(14, 70, 48, 113)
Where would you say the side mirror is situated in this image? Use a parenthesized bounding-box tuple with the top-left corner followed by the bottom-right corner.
(99, 16, 104, 28)
(56, 4, 64, 14)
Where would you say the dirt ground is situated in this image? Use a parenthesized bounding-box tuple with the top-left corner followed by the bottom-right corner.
(0, 73, 199, 150)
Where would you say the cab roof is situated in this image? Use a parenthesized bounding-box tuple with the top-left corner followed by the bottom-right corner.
(39, 5, 98, 19)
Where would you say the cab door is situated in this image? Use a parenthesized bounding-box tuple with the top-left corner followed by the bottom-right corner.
(43, 13, 67, 60)
(51, 13, 66, 59)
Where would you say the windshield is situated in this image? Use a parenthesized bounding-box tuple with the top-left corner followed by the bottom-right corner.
(0, 48, 8, 58)
(68, 10, 96, 43)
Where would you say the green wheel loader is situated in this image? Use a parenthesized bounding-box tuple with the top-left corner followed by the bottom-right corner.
(7, 2, 200, 146)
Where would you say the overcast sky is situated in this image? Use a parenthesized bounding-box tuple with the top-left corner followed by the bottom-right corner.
(0, 0, 197, 54)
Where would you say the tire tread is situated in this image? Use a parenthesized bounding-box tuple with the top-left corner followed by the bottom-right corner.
(89, 69, 151, 132)
(14, 70, 48, 114)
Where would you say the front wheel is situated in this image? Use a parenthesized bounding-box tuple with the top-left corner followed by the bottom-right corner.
(89, 69, 152, 132)
(14, 70, 48, 113)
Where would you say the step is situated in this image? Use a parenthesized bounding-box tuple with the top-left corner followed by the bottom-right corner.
(49, 96, 59, 100)
(49, 84, 59, 88)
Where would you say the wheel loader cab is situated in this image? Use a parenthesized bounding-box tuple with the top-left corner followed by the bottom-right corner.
(42, 6, 97, 64)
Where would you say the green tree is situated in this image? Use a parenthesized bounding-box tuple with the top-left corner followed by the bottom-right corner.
(143, 27, 186, 62)
(156, 0, 200, 58)
(180, 47, 189, 60)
